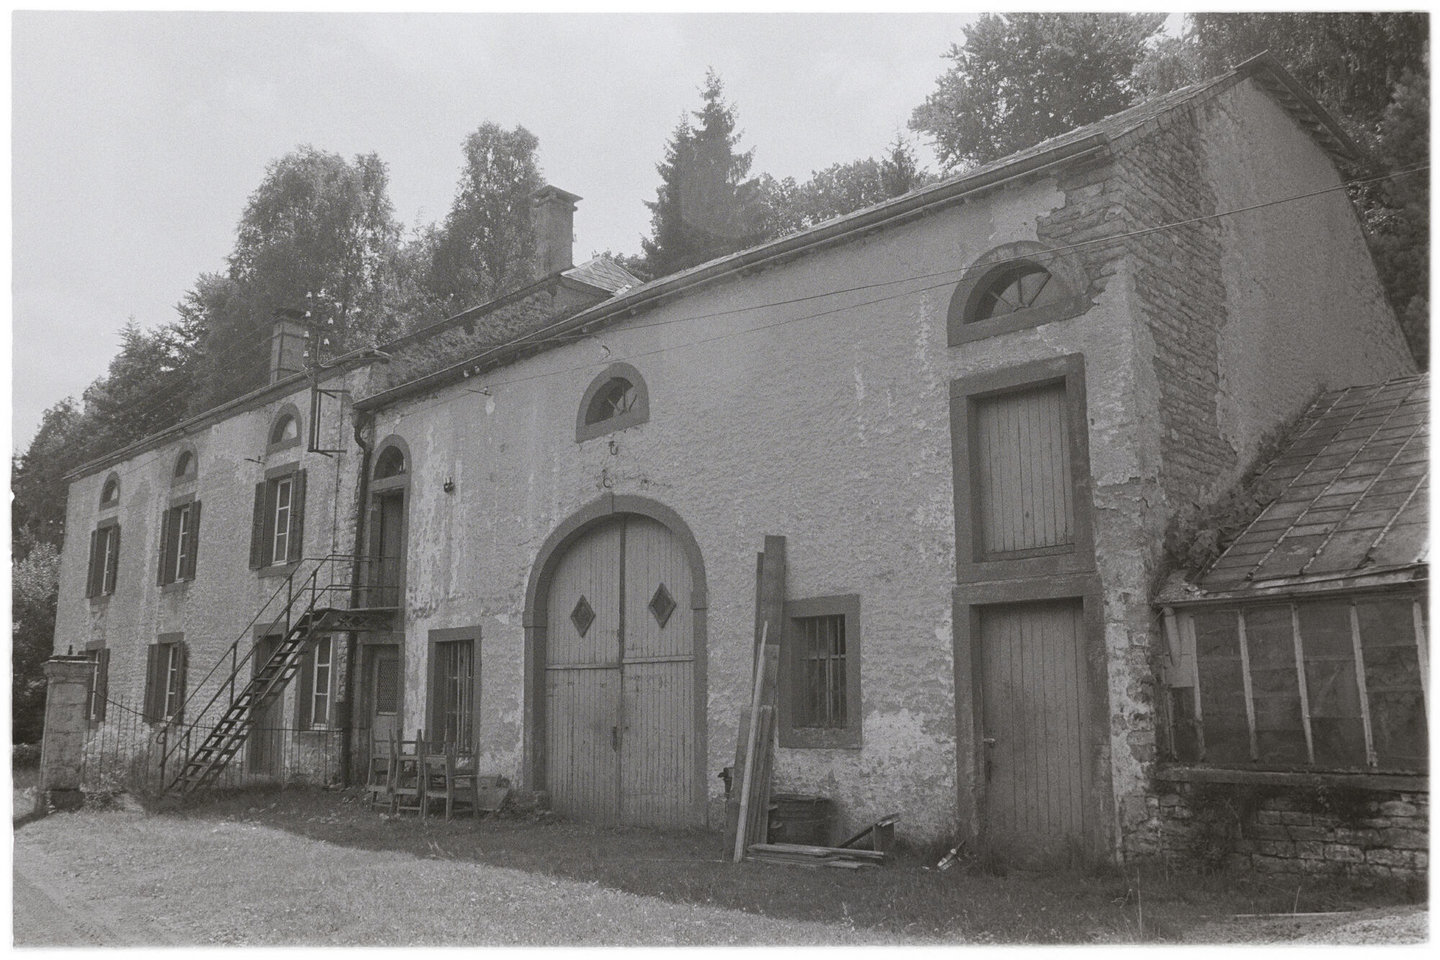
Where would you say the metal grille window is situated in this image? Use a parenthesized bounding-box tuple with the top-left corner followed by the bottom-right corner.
(432, 638, 476, 748)
(374, 654, 400, 714)
(1171, 596, 1428, 773)
(795, 614, 848, 728)
(780, 595, 862, 749)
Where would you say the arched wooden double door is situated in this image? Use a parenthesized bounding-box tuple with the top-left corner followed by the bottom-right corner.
(543, 514, 697, 827)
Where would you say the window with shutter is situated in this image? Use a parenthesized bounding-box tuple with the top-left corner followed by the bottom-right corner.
(158, 500, 201, 586)
(144, 636, 186, 724)
(87, 523, 121, 598)
(250, 469, 305, 571)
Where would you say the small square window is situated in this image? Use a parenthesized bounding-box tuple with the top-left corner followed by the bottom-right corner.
(779, 594, 861, 749)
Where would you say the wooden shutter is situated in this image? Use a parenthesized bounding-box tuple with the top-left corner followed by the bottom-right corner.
(104, 527, 121, 595)
(143, 644, 164, 723)
(250, 482, 268, 569)
(92, 649, 110, 723)
(85, 529, 101, 598)
(157, 509, 173, 586)
(296, 643, 314, 731)
(174, 643, 189, 723)
(182, 501, 201, 580)
(287, 469, 307, 563)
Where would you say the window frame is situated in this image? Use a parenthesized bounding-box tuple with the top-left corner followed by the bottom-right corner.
(778, 594, 862, 749)
(171, 446, 198, 484)
(576, 362, 650, 442)
(949, 354, 1095, 584)
(948, 242, 1088, 345)
(266, 404, 303, 455)
(85, 519, 121, 599)
(144, 634, 187, 725)
(297, 634, 335, 730)
(426, 627, 480, 750)
(157, 496, 202, 588)
(250, 465, 307, 573)
(1166, 591, 1429, 775)
(99, 472, 121, 509)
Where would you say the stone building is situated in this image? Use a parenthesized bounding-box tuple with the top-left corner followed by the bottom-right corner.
(54, 54, 1421, 870)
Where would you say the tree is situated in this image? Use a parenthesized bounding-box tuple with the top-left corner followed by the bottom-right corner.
(642, 71, 770, 276)
(1367, 67, 1429, 365)
(12, 399, 90, 557)
(909, 12, 1166, 170)
(82, 319, 197, 453)
(12, 542, 60, 744)
(426, 123, 546, 316)
(190, 147, 404, 410)
(758, 134, 935, 238)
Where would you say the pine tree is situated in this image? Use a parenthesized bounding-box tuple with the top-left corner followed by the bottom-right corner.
(642, 71, 769, 277)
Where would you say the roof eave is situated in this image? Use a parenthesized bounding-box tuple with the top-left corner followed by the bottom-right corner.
(354, 134, 1114, 412)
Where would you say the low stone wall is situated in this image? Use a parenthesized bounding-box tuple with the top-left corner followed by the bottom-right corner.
(1133, 773, 1427, 881)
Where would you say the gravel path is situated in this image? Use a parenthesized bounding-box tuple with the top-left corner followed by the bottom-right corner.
(13, 808, 903, 946)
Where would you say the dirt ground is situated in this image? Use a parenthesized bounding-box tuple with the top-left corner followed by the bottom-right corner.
(10, 784, 1430, 946)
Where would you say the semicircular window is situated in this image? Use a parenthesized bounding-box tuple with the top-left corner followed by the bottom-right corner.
(100, 474, 120, 508)
(375, 445, 406, 480)
(174, 450, 195, 480)
(271, 414, 299, 447)
(971, 263, 1064, 322)
(576, 363, 649, 442)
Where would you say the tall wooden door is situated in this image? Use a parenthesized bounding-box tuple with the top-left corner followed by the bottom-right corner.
(367, 491, 404, 608)
(248, 634, 284, 776)
(977, 599, 1089, 862)
(544, 515, 696, 827)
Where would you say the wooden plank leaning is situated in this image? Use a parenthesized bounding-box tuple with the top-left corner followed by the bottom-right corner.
(731, 620, 769, 862)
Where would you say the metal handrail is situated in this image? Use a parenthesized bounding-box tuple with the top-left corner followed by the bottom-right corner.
(156, 554, 367, 775)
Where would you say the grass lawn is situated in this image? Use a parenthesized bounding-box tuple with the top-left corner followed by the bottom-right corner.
(148, 784, 1421, 943)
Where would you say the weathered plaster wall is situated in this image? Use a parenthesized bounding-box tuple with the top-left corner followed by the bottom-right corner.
(1112, 78, 1418, 859)
(53, 373, 367, 778)
(1201, 82, 1415, 471)
(372, 183, 1119, 842)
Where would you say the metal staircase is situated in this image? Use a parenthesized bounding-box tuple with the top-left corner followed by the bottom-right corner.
(160, 555, 395, 795)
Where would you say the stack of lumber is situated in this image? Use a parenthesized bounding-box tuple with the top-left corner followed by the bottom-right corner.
(746, 842, 886, 869)
(728, 537, 785, 862)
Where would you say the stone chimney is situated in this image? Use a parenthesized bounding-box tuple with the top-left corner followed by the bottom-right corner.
(532, 185, 581, 279)
(269, 316, 309, 383)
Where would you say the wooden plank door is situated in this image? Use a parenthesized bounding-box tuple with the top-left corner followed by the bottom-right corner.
(977, 599, 1088, 862)
(545, 520, 624, 824)
(619, 515, 696, 827)
(973, 382, 1074, 558)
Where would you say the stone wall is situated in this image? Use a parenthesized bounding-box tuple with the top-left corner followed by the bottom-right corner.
(1136, 777, 1428, 881)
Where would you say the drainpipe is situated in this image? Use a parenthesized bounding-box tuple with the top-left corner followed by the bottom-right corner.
(338, 411, 374, 785)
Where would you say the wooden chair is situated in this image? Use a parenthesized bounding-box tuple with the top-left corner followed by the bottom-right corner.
(363, 731, 393, 808)
(389, 731, 425, 816)
(422, 743, 479, 821)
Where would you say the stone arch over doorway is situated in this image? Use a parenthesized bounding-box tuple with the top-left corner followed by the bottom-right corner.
(523, 494, 708, 827)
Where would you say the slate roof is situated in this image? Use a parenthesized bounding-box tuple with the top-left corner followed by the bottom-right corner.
(1197, 375, 1428, 594)
(563, 255, 641, 294)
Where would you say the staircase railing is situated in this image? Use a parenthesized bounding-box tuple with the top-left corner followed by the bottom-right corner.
(156, 554, 374, 788)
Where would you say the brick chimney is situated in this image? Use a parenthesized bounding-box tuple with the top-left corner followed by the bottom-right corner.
(269, 316, 309, 383)
(532, 185, 581, 279)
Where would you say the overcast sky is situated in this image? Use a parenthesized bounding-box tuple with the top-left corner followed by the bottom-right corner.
(9, 10, 1012, 451)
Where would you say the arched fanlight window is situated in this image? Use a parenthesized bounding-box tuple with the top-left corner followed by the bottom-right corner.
(173, 449, 196, 481)
(99, 473, 120, 508)
(576, 363, 650, 443)
(374, 445, 406, 480)
(948, 242, 1087, 345)
(970, 263, 1065, 321)
(267, 405, 303, 452)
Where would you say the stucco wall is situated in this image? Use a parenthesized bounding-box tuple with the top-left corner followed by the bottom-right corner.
(1111, 78, 1418, 858)
(53, 372, 367, 772)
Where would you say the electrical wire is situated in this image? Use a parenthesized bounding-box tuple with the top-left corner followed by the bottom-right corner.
(59, 161, 1430, 482)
